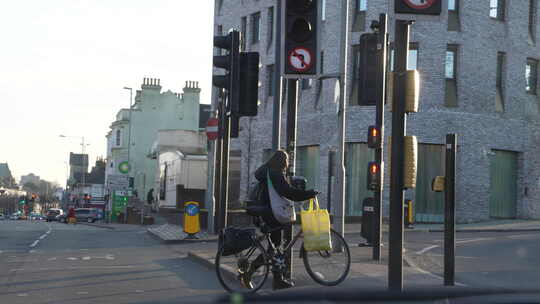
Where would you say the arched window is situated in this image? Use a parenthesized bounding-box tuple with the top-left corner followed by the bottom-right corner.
(116, 129, 121, 146)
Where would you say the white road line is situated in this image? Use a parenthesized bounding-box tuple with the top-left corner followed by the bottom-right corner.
(29, 240, 39, 248)
(76, 291, 89, 295)
(39, 234, 47, 240)
(82, 256, 91, 260)
(456, 237, 493, 244)
(10, 268, 24, 272)
(416, 245, 439, 255)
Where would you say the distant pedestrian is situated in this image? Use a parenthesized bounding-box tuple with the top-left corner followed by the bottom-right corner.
(147, 189, 154, 205)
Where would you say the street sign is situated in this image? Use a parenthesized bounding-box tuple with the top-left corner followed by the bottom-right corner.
(288, 47, 313, 72)
(107, 174, 129, 189)
(395, 0, 441, 15)
(206, 117, 219, 140)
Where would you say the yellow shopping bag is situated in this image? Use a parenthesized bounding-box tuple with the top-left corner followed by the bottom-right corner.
(301, 197, 332, 251)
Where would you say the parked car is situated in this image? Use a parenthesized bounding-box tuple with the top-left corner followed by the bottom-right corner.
(0, 214, 5, 220)
(75, 208, 98, 223)
(46, 209, 64, 222)
(9, 213, 19, 220)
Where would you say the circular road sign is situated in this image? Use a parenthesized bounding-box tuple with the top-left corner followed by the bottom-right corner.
(118, 161, 130, 174)
(288, 47, 313, 72)
(403, 0, 437, 9)
(206, 117, 219, 140)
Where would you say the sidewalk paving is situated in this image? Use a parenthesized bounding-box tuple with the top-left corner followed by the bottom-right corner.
(147, 223, 217, 243)
(410, 219, 540, 232)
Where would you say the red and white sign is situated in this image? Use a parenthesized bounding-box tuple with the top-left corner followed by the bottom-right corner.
(206, 117, 219, 140)
(403, 0, 436, 9)
(288, 47, 313, 72)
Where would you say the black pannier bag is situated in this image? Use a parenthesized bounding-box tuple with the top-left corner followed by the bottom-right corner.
(220, 227, 256, 256)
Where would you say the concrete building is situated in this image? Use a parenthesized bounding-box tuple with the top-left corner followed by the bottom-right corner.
(213, 0, 540, 223)
(0, 163, 17, 189)
(20, 173, 40, 188)
(105, 78, 211, 203)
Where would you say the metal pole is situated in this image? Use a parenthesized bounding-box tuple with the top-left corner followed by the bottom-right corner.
(272, 0, 283, 151)
(127, 88, 133, 177)
(373, 13, 388, 262)
(284, 78, 298, 281)
(444, 133, 457, 286)
(218, 95, 231, 232)
(388, 20, 411, 292)
(214, 100, 223, 234)
(335, 0, 351, 248)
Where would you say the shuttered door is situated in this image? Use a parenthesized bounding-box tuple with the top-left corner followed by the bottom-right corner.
(415, 144, 445, 223)
(296, 146, 320, 191)
(489, 150, 518, 218)
(345, 143, 373, 216)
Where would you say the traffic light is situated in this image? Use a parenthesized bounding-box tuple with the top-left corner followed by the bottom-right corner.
(367, 161, 382, 191)
(238, 52, 260, 117)
(213, 30, 241, 109)
(368, 126, 382, 149)
(357, 33, 378, 106)
(284, 0, 318, 76)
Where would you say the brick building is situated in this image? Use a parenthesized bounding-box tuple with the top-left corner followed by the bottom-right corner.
(212, 0, 540, 222)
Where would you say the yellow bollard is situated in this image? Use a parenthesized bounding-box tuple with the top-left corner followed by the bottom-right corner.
(184, 201, 200, 239)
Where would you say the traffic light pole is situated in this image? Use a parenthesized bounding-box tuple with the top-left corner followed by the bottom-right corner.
(272, 0, 283, 151)
(284, 78, 298, 281)
(373, 13, 388, 262)
(217, 94, 231, 232)
(444, 133, 457, 286)
(213, 95, 224, 234)
(388, 20, 411, 292)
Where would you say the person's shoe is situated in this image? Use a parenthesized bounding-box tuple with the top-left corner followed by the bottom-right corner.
(272, 274, 295, 290)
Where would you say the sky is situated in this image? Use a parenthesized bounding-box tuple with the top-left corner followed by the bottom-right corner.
(0, 0, 214, 186)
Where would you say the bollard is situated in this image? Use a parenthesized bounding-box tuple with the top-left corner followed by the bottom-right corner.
(404, 199, 414, 229)
(360, 197, 375, 246)
(184, 201, 201, 239)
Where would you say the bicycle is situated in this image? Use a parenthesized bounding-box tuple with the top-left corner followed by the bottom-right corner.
(215, 202, 351, 293)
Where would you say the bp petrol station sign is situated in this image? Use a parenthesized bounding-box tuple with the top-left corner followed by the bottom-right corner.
(118, 161, 130, 174)
(395, 0, 442, 15)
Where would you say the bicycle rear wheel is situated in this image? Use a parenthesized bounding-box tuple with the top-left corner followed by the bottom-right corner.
(215, 241, 269, 293)
(302, 228, 351, 286)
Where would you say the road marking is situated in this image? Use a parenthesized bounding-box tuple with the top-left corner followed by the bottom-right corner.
(76, 291, 89, 295)
(10, 268, 24, 272)
(67, 257, 79, 261)
(17, 293, 28, 297)
(427, 253, 481, 259)
(29, 240, 39, 248)
(416, 245, 439, 255)
(456, 237, 493, 244)
(82, 256, 91, 260)
(39, 234, 47, 240)
(47, 257, 57, 261)
(135, 290, 144, 293)
(105, 254, 115, 260)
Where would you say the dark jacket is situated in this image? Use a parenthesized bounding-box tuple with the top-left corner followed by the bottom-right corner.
(254, 164, 315, 203)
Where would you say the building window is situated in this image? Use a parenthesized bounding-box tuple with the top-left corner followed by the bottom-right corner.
(217, 0, 223, 16)
(301, 79, 313, 90)
(496, 52, 506, 112)
(267, 7, 274, 49)
(241, 16, 247, 51)
(490, 0, 505, 21)
(357, 0, 367, 11)
(320, 51, 324, 74)
(351, 45, 361, 104)
(529, 0, 537, 43)
(321, 0, 326, 21)
(267, 64, 275, 97)
(445, 45, 458, 107)
(296, 146, 320, 190)
(390, 43, 419, 71)
(353, 0, 367, 32)
(115, 130, 121, 146)
(251, 12, 261, 44)
(526, 59, 538, 95)
(448, 0, 460, 31)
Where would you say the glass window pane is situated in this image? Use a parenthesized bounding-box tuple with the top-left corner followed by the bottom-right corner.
(448, 0, 456, 11)
(322, 0, 326, 20)
(490, 0, 498, 18)
(408, 49, 418, 70)
(358, 0, 367, 11)
(445, 50, 455, 79)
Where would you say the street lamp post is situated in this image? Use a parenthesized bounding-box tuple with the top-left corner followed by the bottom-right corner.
(123, 87, 133, 182)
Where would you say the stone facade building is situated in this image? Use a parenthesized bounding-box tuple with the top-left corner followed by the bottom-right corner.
(213, 0, 540, 222)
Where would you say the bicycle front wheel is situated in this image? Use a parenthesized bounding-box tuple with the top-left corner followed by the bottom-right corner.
(302, 228, 351, 286)
(215, 241, 269, 294)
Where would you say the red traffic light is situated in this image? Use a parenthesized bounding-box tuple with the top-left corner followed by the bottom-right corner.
(367, 161, 382, 191)
(368, 126, 382, 149)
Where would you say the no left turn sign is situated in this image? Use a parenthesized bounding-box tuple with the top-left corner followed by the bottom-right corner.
(403, 0, 436, 9)
(288, 47, 313, 72)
